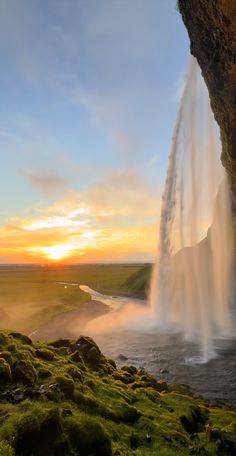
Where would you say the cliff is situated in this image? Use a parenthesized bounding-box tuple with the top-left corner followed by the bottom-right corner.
(178, 0, 236, 205)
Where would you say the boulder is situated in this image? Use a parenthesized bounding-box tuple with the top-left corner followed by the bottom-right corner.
(12, 360, 37, 385)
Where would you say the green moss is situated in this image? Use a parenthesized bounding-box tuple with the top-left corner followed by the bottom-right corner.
(38, 367, 52, 379)
(56, 376, 75, 399)
(67, 365, 83, 382)
(0, 441, 15, 456)
(0, 330, 235, 456)
(180, 404, 208, 434)
(0, 351, 12, 365)
(48, 339, 71, 349)
(64, 415, 112, 456)
(87, 346, 101, 367)
(0, 405, 69, 456)
(0, 332, 10, 346)
(35, 348, 55, 361)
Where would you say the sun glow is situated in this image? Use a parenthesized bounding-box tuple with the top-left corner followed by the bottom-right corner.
(32, 243, 76, 261)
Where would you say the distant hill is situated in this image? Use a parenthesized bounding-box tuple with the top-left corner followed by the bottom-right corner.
(123, 264, 152, 297)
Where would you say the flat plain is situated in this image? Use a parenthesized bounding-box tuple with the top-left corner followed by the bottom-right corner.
(0, 264, 143, 334)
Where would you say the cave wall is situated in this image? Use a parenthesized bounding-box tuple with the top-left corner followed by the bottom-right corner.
(178, 0, 236, 200)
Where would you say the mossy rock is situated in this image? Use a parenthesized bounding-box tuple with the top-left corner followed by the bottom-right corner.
(12, 407, 68, 456)
(86, 346, 101, 368)
(67, 366, 83, 382)
(48, 339, 71, 349)
(35, 348, 55, 361)
(56, 376, 75, 399)
(121, 365, 137, 375)
(114, 402, 140, 424)
(208, 428, 236, 455)
(76, 335, 101, 358)
(38, 367, 52, 379)
(0, 332, 9, 346)
(9, 332, 32, 345)
(64, 415, 112, 456)
(70, 351, 86, 370)
(113, 371, 134, 384)
(0, 351, 12, 364)
(107, 358, 116, 370)
(11, 360, 37, 385)
(0, 358, 12, 384)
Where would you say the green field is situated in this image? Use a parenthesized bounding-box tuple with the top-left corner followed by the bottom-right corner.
(0, 264, 147, 334)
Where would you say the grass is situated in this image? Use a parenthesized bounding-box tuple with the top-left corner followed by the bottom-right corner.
(0, 264, 144, 333)
(0, 330, 235, 455)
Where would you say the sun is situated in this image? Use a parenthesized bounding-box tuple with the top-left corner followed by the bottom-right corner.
(34, 243, 75, 261)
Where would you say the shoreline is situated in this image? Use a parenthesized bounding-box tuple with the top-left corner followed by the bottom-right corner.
(29, 299, 109, 341)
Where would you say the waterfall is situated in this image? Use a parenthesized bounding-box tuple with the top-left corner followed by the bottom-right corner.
(150, 57, 234, 362)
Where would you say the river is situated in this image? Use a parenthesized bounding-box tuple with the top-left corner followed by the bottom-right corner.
(31, 284, 236, 407)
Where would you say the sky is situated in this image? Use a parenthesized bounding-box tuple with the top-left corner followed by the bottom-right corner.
(0, 0, 189, 264)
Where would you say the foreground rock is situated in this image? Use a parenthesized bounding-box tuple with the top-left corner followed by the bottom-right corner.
(0, 330, 235, 455)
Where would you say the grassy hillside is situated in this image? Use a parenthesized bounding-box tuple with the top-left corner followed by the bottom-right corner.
(0, 330, 235, 455)
(123, 264, 152, 297)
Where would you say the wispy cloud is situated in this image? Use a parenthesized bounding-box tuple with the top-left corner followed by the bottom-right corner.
(19, 168, 67, 195)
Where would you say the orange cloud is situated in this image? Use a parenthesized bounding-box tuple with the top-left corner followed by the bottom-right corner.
(0, 168, 160, 263)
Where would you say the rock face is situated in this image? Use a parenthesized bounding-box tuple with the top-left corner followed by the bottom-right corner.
(178, 0, 236, 202)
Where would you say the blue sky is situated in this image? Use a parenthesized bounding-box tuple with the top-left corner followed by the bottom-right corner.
(0, 0, 190, 263)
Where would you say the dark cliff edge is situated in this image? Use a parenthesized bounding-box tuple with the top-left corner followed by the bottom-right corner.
(178, 0, 236, 208)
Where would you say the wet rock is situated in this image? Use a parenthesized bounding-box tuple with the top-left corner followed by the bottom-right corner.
(118, 354, 128, 361)
(12, 360, 37, 385)
(160, 367, 169, 374)
(9, 332, 32, 345)
(12, 388, 25, 404)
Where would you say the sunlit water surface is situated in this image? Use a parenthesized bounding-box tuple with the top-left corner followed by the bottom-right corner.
(82, 286, 236, 407)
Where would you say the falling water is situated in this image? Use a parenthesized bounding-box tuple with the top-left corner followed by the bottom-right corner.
(150, 57, 234, 362)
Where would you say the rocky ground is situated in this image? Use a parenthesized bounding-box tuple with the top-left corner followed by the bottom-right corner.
(0, 330, 236, 455)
